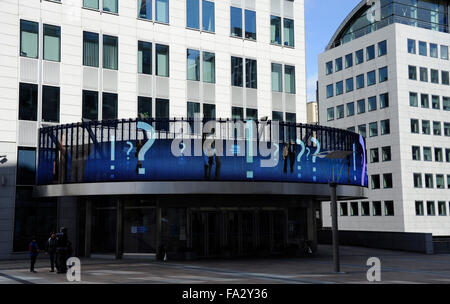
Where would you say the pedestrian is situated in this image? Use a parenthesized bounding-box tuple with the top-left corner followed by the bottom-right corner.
(56, 227, 69, 274)
(28, 236, 39, 273)
(45, 232, 57, 272)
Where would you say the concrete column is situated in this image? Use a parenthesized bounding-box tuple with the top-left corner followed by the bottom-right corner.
(84, 199, 92, 257)
(115, 199, 123, 259)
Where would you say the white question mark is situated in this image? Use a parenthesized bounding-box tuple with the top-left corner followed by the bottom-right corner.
(296, 139, 306, 175)
(311, 137, 321, 181)
(180, 142, 186, 156)
(306, 148, 311, 160)
(126, 141, 133, 160)
(137, 121, 156, 175)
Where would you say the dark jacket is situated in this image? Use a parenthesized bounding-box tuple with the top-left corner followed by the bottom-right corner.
(45, 237, 57, 254)
(29, 241, 39, 257)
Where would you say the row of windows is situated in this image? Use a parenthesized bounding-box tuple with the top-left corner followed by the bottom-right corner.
(326, 93, 389, 121)
(409, 92, 450, 111)
(370, 173, 393, 190)
(407, 38, 449, 60)
(369, 146, 392, 163)
(328, 115, 391, 139)
(415, 201, 450, 216)
(410, 119, 450, 136)
(326, 67, 388, 98)
(339, 201, 394, 217)
(325, 40, 387, 75)
(408, 65, 450, 85)
(412, 146, 450, 163)
(413, 174, 450, 190)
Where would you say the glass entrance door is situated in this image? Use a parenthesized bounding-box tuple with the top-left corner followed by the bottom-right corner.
(123, 207, 156, 253)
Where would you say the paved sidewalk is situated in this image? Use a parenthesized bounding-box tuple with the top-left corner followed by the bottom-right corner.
(0, 245, 449, 284)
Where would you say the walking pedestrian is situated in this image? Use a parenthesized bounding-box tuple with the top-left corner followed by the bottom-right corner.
(28, 236, 39, 273)
(45, 232, 57, 272)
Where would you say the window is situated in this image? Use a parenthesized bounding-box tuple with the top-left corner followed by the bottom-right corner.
(431, 69, 439, 84)
(82, 90, 98, 121)
(438, 201, 447, 216)
(446, 123, 450, 136)
(230, 7, 242, 37)
(339, 203, 348, 216)
(358, 125, 366, 137)
(356, 74, 364, 89)
(271, 63, 282, 92)
(372, 202, 382, 216)
(383, 173, 393, 189)
(231, 56, 243, 87)
(270, 15, 281, 44)
(84, 0, 99, 10)
(380, 93, 389, 109)
(350, 202, 359, 216)
(138, 0, 152, 20)
(369, 122, 378, 137)
(420, 67, 428, 82)
(421, 94, 429, 108)
(285, 65, 295, 94)
(415, 201, 424, 216)
(20, 20, 39, 59)
(355, 49, 364, 64)
(366, 45, 375, 61)
(379, 67, 388, 82)
(371, 175, 380, 189)
(410, 119, 419, 133)
(380, 119, 390, 135)
(433, 121, 441, 135)
(327, 108, 334, 121)
(246, 59, 257, 89)
(419, 41, 427, 56)
(246, 108, 258, 121)
(370, 148, 379, 163)
(346, 102, 354, 117)
(336, 105, 344, 119)
(326, 61, 333, 75)
(203, 103, 215, 120)
(444, 97, 450, 111)
(156, 44, 169, 77)
(17, 148, 36, 185)
(138, 96, 152, 119)
(19, 83, 38, 121)
(441, 45, 448, 60)
(425, 174, 434, 188)
(245, 10, 256, 40)
(382, 146, 391, 162)
(43, 24, 60, 62)
(203, 0, 215, 32)
(283, 18, 294, 47)
(378, 40, 387, 56)
(442, 71, 449, 85)
(203, 51, 215, 83)
(103, 35, 118, 70)
(385, 201, 394, 216)
(430, 43, 438, 58)
(412, 146, 421, 160)
(187, 0, 200, 29)
(367, 70, 376, 86)
(368, 96, 377, 111)
(436, 175, 445, 189)
(345, 77, 353, 92)
(272, 111, 283, 122)
(427, 201, 435, 216)
(232, 107, 244, 120)
(435, 148, 443, 162)
(154, 98, 170, 131)
(410, 92, 418, 107)
(103, 0, 118, 13)
(186, 0, 214, 31)
(357, 99, 365, 114)
(407, 39, 416, 54)
(335, 57, 342, 72)
(102, 92, 118, 120)
(335, 81, 343, 96)
(83, 31, 99, 67)
(408, 65, 417, 80)
(445, 148, 450, 163)
(422, 120, 430, 135)
(187, 101, 200, 121)
(156, 0, 169, 23)
(361, 202, 370, 216)
(138, 41, 152, 75)
(448, 176, 450, 189)
(345, 53, 353, 68)
(42, 86, 60, 123)
(423, 147, 432, 161)
(347, 126, 355, 132)
(432, 95, 440, 109)
(187, 49, 200, 81)
(326, 84, 333, 98)
(413, 173, 422, 188)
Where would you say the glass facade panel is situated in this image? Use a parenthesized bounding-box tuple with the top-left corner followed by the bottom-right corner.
(245, 10, 256, 40)
(102, 93, 118, 120)
(270, 16, 281, 44)
(245, 59, 257, 89)
(82, 90, 98, 121)
(231, 56, 243, 87)
(156, 44, 169, 77)
(231, 7, 242, 37)
(203, 51, 215, 83)
(285, 65, 295, 94)
(187, 0, 200, 29)
(42, 86, 60, 123)
(19, 83, 38, 121)
(271, 63, 282, 92)
(84, 0, 99, 9)
(138, 96, 152, 119)
(156, 0, 169, 23)
(138, 41, 152, 75)
(283, 18, 294, 47)
(43, 24, 60, 62)
(138, 0, 152, 20)
(202, 0, 215, 32)
(20, 20, 38, 59)
(103, 0, 118, 13)
(187, 49, 200, 81)
(83, 31, 99, 67)
(103, 35, 118, 70)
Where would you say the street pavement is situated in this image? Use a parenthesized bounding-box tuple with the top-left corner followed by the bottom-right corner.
(0, 245, 449, 284)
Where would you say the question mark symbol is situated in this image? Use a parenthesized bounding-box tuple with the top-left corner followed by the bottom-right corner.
(137, 121, 156, 175)
(180, 143, 186, 156)
(306, 148, 311, 160)
(273, 143, 280, 162)
(126, 141, 133, 160)
(311, 137, 321, 181)
(296, 139, 306, 178)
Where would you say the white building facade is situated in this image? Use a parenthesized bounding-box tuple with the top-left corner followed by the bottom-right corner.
(0, 0, 306, 259)
(319, 0, 450, 237)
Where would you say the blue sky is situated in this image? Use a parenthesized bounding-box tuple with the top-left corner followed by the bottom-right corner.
(305, 0, 361, 101)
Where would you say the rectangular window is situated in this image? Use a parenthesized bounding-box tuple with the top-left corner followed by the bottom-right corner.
(271, 63, 282, 92)
(430, 43, 438, 58)
(82, 90, 98, 121)
(43, 24, 60, 62)
(415, 201, 424, 216)
(326, 61, 333, 75)
(272, 111, 283, 122)
(356, 74, 364, 89)
(326, 84, 333, 98)
(345, 77, 353, 92)
(17, 147, 36, 186)
(423, 147, 432, 161)
(385, 201, 394, 216)
(42, 86, 60, 123)
(413, 173, 422, 188)
(372, 201, 382, 216)
(357, 99, 365, 114)
(379, 67, 388, 82)
(420, 67, 428, 82)
(203, 103, 215, 121)
(407, 39, 416, 54)
(444, 97, 450, 111)
(445, 148, 450, 163)
(412, 146, 420, 160)
(202, 0, 215, 32)
(285, 65, 295, 94)
(371, 175, 380, 189)
(156, 0, 169, 23)
(156, 44, 169, 77)
(441, 45, 449, 60)
(138, 96, 152, 119)
(382, 146, 391, 162)
(84, 0, 99, 10)
(231, 56, 243, 87)
(425, 174, 434, 188)
(138, 41, 152, 75)
(436, 175, 445, 189)
(366, 45, 375, 61)
(245, 10, 256, 40)
(383, 173, 393, 188)
(358, 124, 366, 138)
(427, 201, 435, 216)
(187, 101, 200, 122)
(433, 121, 441, 135)
(419, 41, 427, 56)
(367, 70, 376, 86)
(346, 102, 355, 117)
(335, 81, 343, 96)
(378, 40, 387, 56)
(432, 95, 440, 109)
(446, 123, 450, 136)
(103, 35, 118, 70)
(155, 98, 170, 130)
(438, 201, 447, 216)
(355, 49, 363, 64)
(203, 51, 215, 83)
(410, 92, 418, 107)
(245, 58, 257, 89)
(369, 122, 378, 137)
(187, 49, 200, 81)
(103, 0, 118, 13)
(232, 106, 244, 120)
(83, 31, 99, 67)
(361, 202, 370, 216)
(422, 120, 430, 135)
(435, 148, 443, 162)
(20, 20, 39, 59)
(347, 126, 355, 132)
(19, 83, 38, 121)
(421, 94, 429, 108)
(335, 57, 342, 72)
(408, 65, 417, 80)
(370, 148, 379, 163)
(138, 0, 152, 20)
(345, 53, 353, 68)
(283, 18, 294, 47)
(411, 119, 419, 133)
(380, 93, 389, 108)
(270, 15, 281, 44)
(246, 108, 258, 121)
(381, 120, 390, 135)
(442, 71, 449, 85)
(339, 203, 348, 216)
(368, 96, 377, 111)
(431, 69, 439, 83)
(187, 0, 200, 29)
(102, 92, 118, 120)
(336, 105, 344, 119)
(350, 202, 359, 216)
(230, 7, 242, 37)
(327, 108, 334, 121)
